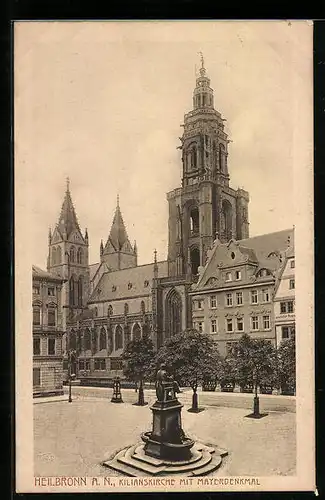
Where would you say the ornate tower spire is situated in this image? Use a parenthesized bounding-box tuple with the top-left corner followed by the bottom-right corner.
(193, 53, 214, 110)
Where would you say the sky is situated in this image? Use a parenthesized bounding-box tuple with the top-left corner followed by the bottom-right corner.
(14, 21, 312, 268)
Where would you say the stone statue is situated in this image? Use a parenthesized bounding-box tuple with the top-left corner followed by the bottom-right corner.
(155, 363, 170, 401)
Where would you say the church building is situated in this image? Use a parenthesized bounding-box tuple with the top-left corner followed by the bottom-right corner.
(47, 58, 252, 383)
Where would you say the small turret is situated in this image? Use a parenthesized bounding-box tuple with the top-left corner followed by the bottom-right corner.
(153, 249, 158, 279)
(100, 239, 104, 256)
(85, 228, 88, 243)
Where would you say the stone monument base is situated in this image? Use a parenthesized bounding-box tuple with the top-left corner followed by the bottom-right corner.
(102, 442, 228, 477)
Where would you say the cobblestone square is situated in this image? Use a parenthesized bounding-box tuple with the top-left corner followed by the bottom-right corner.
(34, 394, 296, 477)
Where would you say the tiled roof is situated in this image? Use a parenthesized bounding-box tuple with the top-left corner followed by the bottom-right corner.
(239, 228, 294, 262)
(89, 263, 100, 281)
(32, 265, 65, 282)
(194, 228, 294, 291)
(88, 261, 168, 303)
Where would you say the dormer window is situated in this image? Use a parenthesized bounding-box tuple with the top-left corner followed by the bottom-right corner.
(235, 270, 241, 280)
(112, 285, 116, 292)
(144, 280, 149, 288)
(225, 272, 232, 282)
(128, 282, 133, 290)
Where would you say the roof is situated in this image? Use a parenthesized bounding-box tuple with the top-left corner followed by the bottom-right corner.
(88, 261, 168, 303)
(89, 263, 100, 281)
(32, 265, 65, 282)
(193, 228, 294, 291)
(239, 228, 294, 262)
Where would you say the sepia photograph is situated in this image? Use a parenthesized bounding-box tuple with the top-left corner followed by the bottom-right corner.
(14, 20, 314, 493)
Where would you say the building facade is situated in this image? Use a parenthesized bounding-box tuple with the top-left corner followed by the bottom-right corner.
(32, 265, 65, 397)
(190, 229, 294, 356)
(274, 245, 295, 347)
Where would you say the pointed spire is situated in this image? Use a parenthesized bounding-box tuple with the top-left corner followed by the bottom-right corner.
(100, 239, 104, 256)
(105, 199, 131, 252)
(198, 51, 206, 76)
(48, 227, 52, 244)
(117, 193, 120, 208)
(85, 228, 88, 242)
(57, 178, 81, 239)
(134, 240, 137, 254)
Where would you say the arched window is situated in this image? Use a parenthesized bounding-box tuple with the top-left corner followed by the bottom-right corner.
(115, 325, 123, 350)
(52, 247, 57, 266)
(99, 327, 106, 350)
(78, 276, 83, 306)
(56, 246, 62, 264)
(140, 300, 145, 314)
(222, 200, 233, 241)
(124, 303, 129, 316)
(219, 143, 226, 172)
(84, 328, 91, 351)
(142, 323, 149, 337)
(69, 276, 75, 306)
(108, 304, 113, 317)
(190, 247, 200, 275)
(191, 146, 197, 169)
(165, 288, 182, 339)
(132, 323, 141, 341)
(69, 329, 76, 350)
(70, 246, 75, 263)
(189, 207, 199, 235)
(77, 247, 83, 264)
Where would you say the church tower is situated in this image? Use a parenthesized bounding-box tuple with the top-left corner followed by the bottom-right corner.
(48, 178, 90, 326)
(167, 55, 250, 277)
(100, 196, 137, 271)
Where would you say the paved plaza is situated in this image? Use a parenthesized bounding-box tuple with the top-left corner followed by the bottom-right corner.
(34, 390, 296, 478)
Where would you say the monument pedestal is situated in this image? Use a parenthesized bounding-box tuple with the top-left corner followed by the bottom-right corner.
(142, 397, 194, 461)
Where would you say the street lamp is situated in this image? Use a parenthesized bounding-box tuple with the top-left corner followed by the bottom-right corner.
(68, 349, 76, 403)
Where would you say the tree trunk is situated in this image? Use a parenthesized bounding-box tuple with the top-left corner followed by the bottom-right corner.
(138, 378, 145, 406)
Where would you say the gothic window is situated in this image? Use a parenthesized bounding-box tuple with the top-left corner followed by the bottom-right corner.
(190, 247, 200, 275)
(221, 200, 233, 241)
(219, 143, 226, 172)
(69, 329, 77, 350)
(132, 323, 141, 340)
(115, 325, 123, 350)
(70, 246, 76, 263)
(52, 247, 57, 266)
(77, 247, 83, 264)
(124, 303, 129, 316)
(165, 288, 182, 339)
(191, 147, 197, 169)
(56, 246, 62, 264)
(78, 276, 83, 306)
(99, 327, 106, 350)
(189, 207, 199, 235)
(69, 274, 78, 306)
(140, 300, 145, 314)
(84, 328, 91, 351)
(108, 304, 113, 316)
(142, 323, 149, 337)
